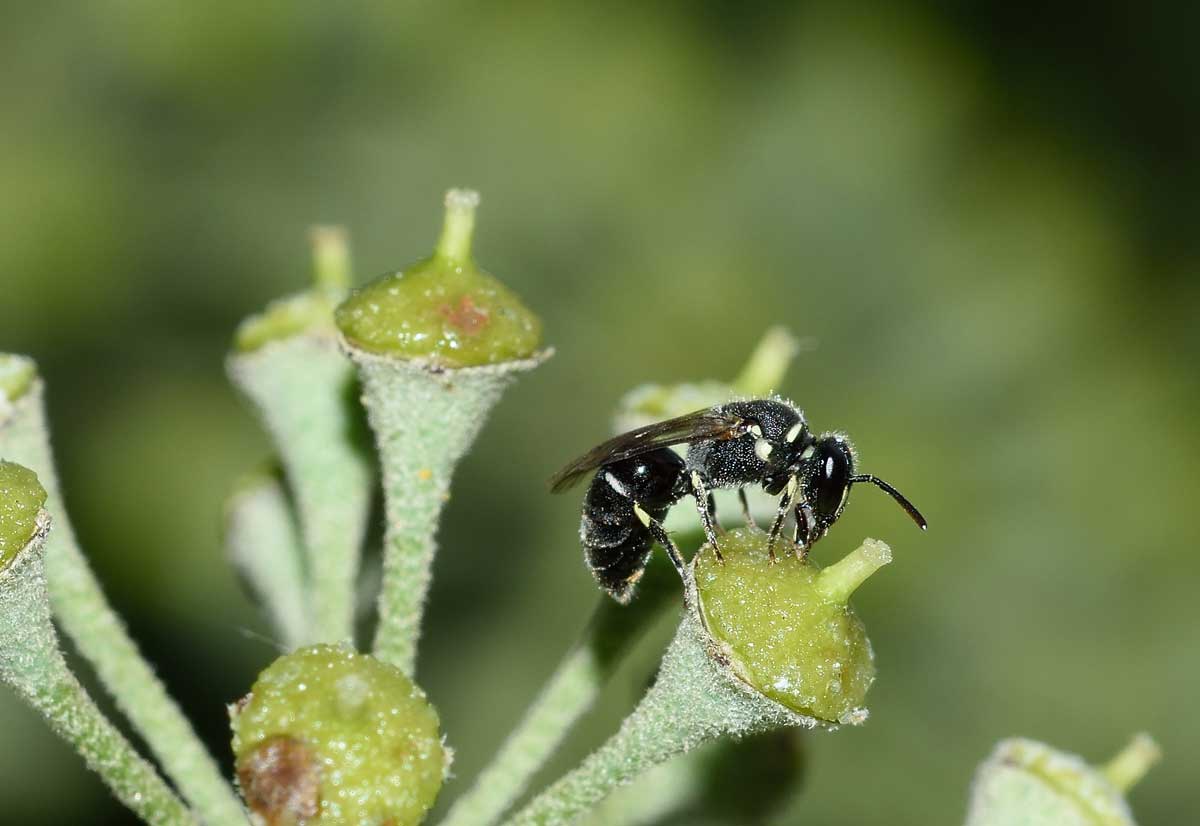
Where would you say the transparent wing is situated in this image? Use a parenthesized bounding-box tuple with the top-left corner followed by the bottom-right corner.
(548, 408, 745, 493)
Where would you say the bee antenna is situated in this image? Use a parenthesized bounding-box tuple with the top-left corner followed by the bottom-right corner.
(849, 474, 927, 530)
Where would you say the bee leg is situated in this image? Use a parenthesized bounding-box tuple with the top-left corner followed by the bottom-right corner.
(738, 487, 759, 530)
(708, 493, 725, 535)
(766, 476, 799, 563)
(633, 503, 686, 581)
(793, 501, 815, 561)
(688, 472, 723, 562)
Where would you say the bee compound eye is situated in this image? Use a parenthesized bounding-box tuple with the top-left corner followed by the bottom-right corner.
(813, 445, 852, 519)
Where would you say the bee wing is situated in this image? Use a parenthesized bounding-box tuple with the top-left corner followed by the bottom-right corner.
(548, 408, 746, 493)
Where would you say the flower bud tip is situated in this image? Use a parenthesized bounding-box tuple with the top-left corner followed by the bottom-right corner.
(310, 225, 351, 291)
(733, 326, 801, 396)
(436, 188, 481, 263)
(815, 538, 891, 604)
(1101, 732, 1161, 793)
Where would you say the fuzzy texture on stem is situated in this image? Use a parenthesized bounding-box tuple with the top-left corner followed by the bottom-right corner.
(224, 465, 310, 650)
(228, 337, 373, 645)
(349, 346, 549, 674)
(0, 379, 249, 826)
(584, 729, 805, 826)
(1, 510, 198, 826)
(441, 557, 678, 826)
(503, 610, 817, 826)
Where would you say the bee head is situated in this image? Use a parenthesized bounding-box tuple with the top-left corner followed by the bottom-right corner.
(804, 434, 856, 538)
(803, 433, 927, 541)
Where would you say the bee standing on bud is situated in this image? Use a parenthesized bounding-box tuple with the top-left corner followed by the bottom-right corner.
(549, 398, 927, 601)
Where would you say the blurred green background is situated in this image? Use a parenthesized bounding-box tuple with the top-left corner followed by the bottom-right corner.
(2, 1, 1197, 823)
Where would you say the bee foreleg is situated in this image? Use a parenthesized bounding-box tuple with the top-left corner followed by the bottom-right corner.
(767, 476, 799, 563)
(793, 501, 815, 561)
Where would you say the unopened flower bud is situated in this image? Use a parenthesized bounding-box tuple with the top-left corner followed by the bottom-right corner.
(692, 527, 886, 724)
(234, 226, 352, 352)
(965, 734, 1160, 826)
(231, 644, 448, 826)
(0, 460, 47, 571)
(335, 189, 542, 367)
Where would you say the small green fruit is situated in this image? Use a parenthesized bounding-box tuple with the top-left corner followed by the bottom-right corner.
(0, 461, 47, 571)
(235, 227, 352, 353)
(966, 735, 1160, 826)
(335, 190, 542, 367)
(231, 644, 447, 826)
(0, 355, 37, 404)
(693, 528, 886, 724)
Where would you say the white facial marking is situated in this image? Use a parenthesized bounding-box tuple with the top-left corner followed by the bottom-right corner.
(632, 503, 652, 527)
(754, 438, 773, 461)
(604, 471, 628, 498)
(801, 446, 815, 460)
(825, 457, 835, 478)
(786, 475, 799, 497)
(691, 471, 703, 490)
(786, 423, 803, 442)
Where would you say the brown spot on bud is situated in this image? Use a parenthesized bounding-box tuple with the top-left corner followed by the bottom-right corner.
(438, 295, 490, 335)
(237, 736, 321, 825)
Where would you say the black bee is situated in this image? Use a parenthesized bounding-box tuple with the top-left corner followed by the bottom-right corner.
(549, 398, 926, 603)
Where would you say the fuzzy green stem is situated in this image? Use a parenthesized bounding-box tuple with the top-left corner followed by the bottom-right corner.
(228, 338, 373, 645)
(1, 515, 198, 826)
(0, 380, 249, 826)
(504, 611, 813, 826)
(436, 189, 481, 263)
(732, 326, 801, 396)
(442, 559, 678, 826)
(311, 225, 351, 291)
(1100, 733, 1161, 793)
(225, 466, 309, 650)
(814, 538, 892, 603)
(350, 348, 547, 675)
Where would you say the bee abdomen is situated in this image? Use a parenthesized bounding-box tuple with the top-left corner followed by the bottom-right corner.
(578, 450, 684, 602)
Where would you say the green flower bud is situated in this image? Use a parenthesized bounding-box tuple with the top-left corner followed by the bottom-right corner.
(0, 354, 37, 405)
(235, 226, 352, 352)
(614, 326, 801, 433)
(0, 460, 48, 571)
(231, 644, 448, 826)
(692, 527, 887, 724)
(966, 734, 1161, 826)
(335, 190, 542, 367)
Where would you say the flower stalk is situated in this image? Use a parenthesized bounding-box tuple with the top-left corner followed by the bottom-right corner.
(335, 189, 548, 675)
(1, 494, 197, 826)
(0, 371, 249, 825)
(441, 558, 678, 826)
(224, 464, 309, 650)
(503, 610, 813, 826)
(228, 228, 374, 646)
